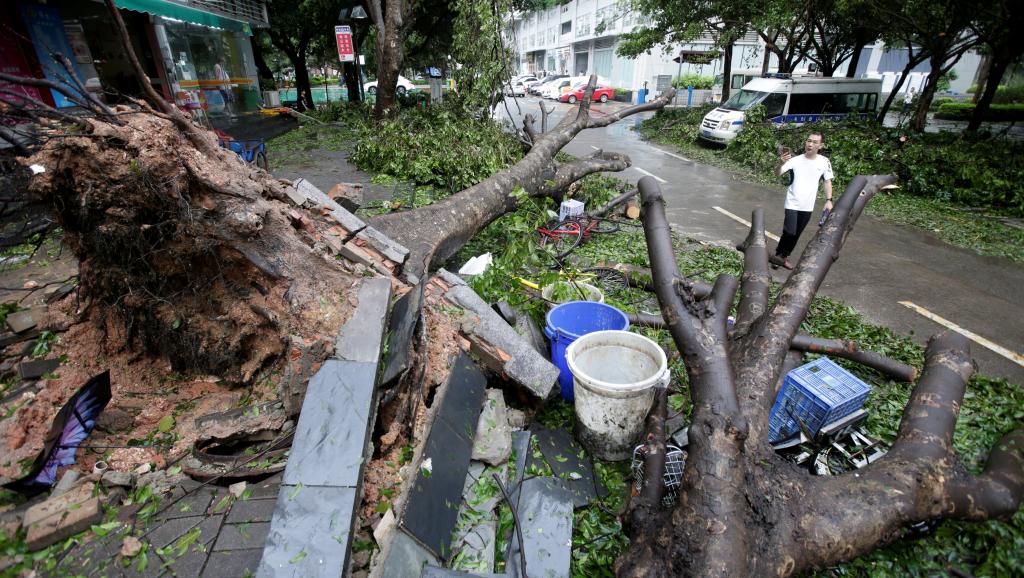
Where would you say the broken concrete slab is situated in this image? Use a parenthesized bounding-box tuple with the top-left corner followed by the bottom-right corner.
(380, 281, 425, 385)
(292, 178, 367, 233)
(328, 182, 364, 213)
(282, 360, 377, 488)
(432, 353, 488, 444)
(18, 358, 60, 380)
(507, 431, 530, 507)
(506, 477, 574, 578)
(279, 336, 332, 417)
(256, 484, 357, 578)
(376, 529, 439, 578)
(530, 425, 606, 509)
(356, 225, 410, 265)
(437, 269, 559, 400)
(402, 417, 474, 558)
(194, 401, 288, 441)
(471, 390, 512, 466)
(450, 520, 496, 574)
(335, 277, 392, 363)
(24, 482, 102, 551)
(5, 308, 44, 333)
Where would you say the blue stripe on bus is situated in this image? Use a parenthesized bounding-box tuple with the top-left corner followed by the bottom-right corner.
(770, 113, 870, 124)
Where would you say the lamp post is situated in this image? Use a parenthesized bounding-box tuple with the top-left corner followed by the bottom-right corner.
(338, 5, 368, 102)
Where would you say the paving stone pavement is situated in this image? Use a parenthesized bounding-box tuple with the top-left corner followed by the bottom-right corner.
(44, 474, 283, 578)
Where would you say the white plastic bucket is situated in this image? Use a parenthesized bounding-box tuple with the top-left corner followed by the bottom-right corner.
(566, 330, 669, 460)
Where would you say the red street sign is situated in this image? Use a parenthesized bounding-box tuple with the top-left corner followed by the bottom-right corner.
(335, 25, 354, 62)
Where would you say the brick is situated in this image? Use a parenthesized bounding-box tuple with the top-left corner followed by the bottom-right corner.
(25, 483, 102, 551)
(225, 498, 277, 524)
(202, 549, 263, 578)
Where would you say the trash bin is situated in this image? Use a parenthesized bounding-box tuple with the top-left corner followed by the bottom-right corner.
(637, 88, 648, 104)
(544, 302, 629, 401)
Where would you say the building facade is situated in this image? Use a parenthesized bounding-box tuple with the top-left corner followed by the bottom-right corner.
(508, 1, 983, 98)
(508, 0, 761, 93)
(1, 0, 268, 116)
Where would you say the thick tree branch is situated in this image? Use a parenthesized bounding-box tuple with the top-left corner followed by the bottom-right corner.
(790, 331, 1023, 570)
(790, 334, 918, 382)
(733, 208, 770, 339)
(740, 175, 897, 403)
(537, 151, 630, 196)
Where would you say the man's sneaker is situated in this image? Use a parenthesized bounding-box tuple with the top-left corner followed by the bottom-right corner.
(769, 255, 785, 269)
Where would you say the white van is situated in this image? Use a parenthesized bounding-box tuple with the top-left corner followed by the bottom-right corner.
(699, 75, 882, 143)
(712, 69, 761, 102)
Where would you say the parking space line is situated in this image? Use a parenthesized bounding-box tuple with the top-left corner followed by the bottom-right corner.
(712, 206, 781, 241)
(655, 147, 692, 162)
(634, 167, 667, 183)
(898, 301, 1024, 367)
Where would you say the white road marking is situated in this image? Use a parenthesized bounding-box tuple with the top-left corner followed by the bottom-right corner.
(656, 147, 692, 162)
(712, 206, 781, 241)
(898, 301, 1024, 368)
(633, 167, 667, 183)
(590, 145, 600, 150)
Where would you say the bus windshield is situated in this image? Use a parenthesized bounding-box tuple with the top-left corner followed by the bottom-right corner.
(722, 89, 768, 111)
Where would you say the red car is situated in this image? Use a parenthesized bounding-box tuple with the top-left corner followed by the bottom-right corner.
(560, 85, 614, 104)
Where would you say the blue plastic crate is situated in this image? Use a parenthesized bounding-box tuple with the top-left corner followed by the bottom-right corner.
(768, 357, 871, 443)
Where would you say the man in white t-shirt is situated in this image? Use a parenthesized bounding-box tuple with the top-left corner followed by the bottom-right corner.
(770, 132, 834, 270)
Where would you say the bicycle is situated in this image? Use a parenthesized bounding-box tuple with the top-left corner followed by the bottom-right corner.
(536, 215, 620, 260)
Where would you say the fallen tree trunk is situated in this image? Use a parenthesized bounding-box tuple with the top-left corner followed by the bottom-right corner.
(369, 79, 675, 281)
(616, 176, 1024, 576)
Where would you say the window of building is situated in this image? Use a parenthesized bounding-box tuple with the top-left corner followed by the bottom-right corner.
(561, 21, 571, 35)
(576, 13, 591, 37)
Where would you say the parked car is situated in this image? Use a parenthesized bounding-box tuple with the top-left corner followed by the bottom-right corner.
(505, 75, 537, 96)
(364, 75, 416, 95)
(560, 85, 615, 104)
(542, 78, 574, 99)
(529, 74, 567, 95)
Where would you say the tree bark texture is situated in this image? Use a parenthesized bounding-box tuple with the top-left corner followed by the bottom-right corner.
(368, 0, 406, 119)
(369, 77, 676, 281)
(966, 55, 1010, 132)
(616, 176, 1024, 576)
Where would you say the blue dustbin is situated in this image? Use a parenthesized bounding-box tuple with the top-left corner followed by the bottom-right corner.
(637, 88, 648, 104)
(544, 301, 630, 401)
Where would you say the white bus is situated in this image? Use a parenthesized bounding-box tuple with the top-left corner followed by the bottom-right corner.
(699, 75, 882, 144)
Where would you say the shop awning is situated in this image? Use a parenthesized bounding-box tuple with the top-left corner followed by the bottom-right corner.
(114, 0, 253, 35)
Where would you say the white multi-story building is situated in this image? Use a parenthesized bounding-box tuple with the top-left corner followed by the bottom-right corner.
(508, 1, 983, 98)
(508, 0, 763, 92)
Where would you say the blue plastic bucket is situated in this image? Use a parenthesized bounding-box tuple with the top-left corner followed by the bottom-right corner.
(544, 301, 630, 401)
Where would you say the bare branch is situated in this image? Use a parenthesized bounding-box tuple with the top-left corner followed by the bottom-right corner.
(536, 151, 630, 196)
(790, 334, 918, 382)
(587, 88, 676, 129)
(732, 208, 769, 338)
(747, 175, 897, 379)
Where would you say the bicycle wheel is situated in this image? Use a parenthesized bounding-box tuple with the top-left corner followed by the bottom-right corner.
(538, 220, 583, 260)
(583, 267, 629, 294)
(585, 216, 620, 234)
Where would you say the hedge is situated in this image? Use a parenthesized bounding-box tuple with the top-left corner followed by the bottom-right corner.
(935, 101, 1024, 122)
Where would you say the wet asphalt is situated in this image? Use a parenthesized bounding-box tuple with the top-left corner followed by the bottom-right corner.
(499, 96, 1024, 385)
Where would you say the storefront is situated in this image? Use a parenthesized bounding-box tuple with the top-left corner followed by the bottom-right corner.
(3, 1, 266, 115)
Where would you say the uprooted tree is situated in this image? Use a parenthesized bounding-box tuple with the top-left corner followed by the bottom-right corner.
(1, 1, 1020, 572)
(617, 176, 1024, 576)
(0, 4, 673, 383)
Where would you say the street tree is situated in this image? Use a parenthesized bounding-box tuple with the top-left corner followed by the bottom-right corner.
(871, 0, 979, 132)
(966, 0, 1024, 131)
(617, 1, 750, 102)
(266, 0, 347, 110)
(802, 0, 882, 76)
